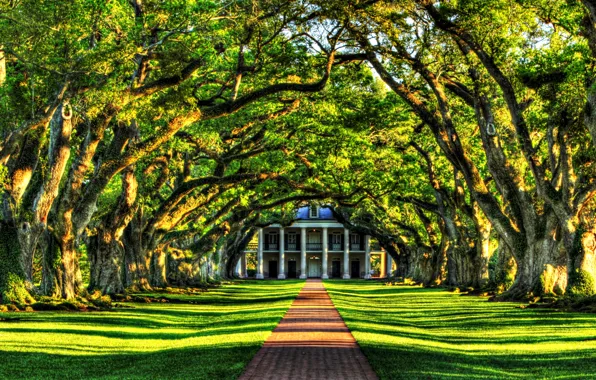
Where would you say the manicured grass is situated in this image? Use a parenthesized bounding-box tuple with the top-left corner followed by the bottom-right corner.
(0, 280, 303, 380)
(324, 280, 596, 380)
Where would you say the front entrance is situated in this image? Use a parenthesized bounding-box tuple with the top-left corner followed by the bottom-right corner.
(332, 261, 341, 278)
(288, 261, 297, 278)
(351, 260, 360, 279)
(269, 260, 278, 278)
(308, 258, 321, 277)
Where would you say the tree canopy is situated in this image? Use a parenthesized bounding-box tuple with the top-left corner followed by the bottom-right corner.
(0, 0, 595, 304)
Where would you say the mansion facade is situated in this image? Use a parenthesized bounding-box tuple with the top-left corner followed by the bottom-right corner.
(239, 205, 393, 279)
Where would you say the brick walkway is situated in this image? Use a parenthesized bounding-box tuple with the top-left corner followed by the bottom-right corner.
(239, 279, 378, 380)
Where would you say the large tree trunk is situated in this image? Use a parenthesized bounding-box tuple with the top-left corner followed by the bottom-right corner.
(43, 212, 80, 299)
(0, 46, 5, 86)
(41, 232, 63, 298)
(0, 222, 35, 304)
(123, 214, 151, 291)
(431, 233, 450, 285)
(492, 238, 517, 292)
(88, 232, 124, 295)
(389, 238, 412, 278)
(566, 226, 596, 296)
(472, 205, 492, 288)
(150, 248, 167, 287)
(501, 216, 567, 299)
(87, 168, 137, 295)
(18, 106, 74, 285)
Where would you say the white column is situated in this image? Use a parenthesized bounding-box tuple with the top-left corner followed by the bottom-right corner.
(321, 227, 329, 279)
(256, 228, 264, 279)
(386, 252, 393, 278)
(343, 228, 350, 279)
(236, 258, 241, 277)
(241, 252, 247, 278)
(278, 227, 286, 279)
(300, 227, 307, 279)
(364, 235, 371, 279)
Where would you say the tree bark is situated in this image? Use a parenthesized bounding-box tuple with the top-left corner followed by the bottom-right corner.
(0, 222, 35, 304)
(88, 233, 125, 295)
(566, 226, 596, 296)
(472, 204, 491, 288)
(500, 215, 567, 299)
(0, 47, 5, 86)
(123, 213, 151, 291)
(150, 248, 167, 287)
(87, 167, 137, 295)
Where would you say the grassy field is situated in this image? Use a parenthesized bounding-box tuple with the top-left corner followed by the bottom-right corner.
(0, 280, 303, 380)
(325, 280, 596, 380)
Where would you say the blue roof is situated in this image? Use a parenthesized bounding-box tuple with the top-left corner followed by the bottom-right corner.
(296, 206, 335, 220)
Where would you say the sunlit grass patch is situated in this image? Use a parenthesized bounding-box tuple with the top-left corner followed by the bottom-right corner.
(324, 280, 596, 380)
(0, 280, 303, 379)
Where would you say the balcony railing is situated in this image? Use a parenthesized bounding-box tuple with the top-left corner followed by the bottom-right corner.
(246, 241, 373, 252)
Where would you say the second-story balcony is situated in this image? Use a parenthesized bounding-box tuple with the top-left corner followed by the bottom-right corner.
(264, 243, 278, 251)
(247, 238, 375, 253)
(330, 243, 342, 251)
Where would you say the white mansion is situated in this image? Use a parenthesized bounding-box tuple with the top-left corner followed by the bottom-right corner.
(239, 205, 393, 279)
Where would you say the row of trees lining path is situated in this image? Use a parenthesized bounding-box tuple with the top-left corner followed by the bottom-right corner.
(0, 0, 595, 305)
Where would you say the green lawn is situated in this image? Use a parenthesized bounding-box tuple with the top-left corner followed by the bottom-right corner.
(0, 280, 304, 380)
(324, 280, 596, 380)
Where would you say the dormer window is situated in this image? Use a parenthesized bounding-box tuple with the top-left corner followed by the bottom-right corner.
(309, 206, 319, 218)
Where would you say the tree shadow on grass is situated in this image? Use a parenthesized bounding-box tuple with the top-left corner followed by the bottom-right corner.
(362, 343, 596, 380)
(327, 282, 596, 379)
(0, 345, 259, 380)
(0, 313, 284, 340)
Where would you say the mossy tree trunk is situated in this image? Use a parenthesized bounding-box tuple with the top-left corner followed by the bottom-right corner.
(216, 213, 255, 279)
(566, 225, 596, 296)
(150, 248, 167, 287)
(499, 214, 567, 299)
(472, 205, 492, 288)
(122, 213, 151, 291)
(0, 222, 35, 305)
(88, 167, 137, 295)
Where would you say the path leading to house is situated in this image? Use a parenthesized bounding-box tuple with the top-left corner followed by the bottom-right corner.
(239, 279, 378, 380)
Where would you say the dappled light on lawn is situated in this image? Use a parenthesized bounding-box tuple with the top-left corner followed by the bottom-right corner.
(0, 281, 303, 379)
(325, 280, 596, 379)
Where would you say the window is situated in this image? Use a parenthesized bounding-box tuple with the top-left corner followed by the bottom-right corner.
(268, 232, 278, 250)
(332, 233, 342, 244)
(308, 232, 321, 243)
(331, 233, 342, 250)
(268, 233, 279, 245)
(287, 232, 297, 250)
(309, 206, 319, 218)
(350, 234, 360, 245)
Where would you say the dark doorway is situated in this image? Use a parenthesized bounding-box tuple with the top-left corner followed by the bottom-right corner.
(288, 261, 297, 278)
(332, 261, 341, 278)
(351, 261, 360, 279)
(269, 260, 278, 278)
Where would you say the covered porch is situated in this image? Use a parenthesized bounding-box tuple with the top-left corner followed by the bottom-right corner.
(240, 226, 394, 279)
